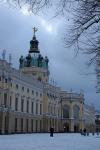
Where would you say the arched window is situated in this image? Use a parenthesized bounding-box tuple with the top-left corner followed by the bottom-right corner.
(63, 105, 70, 118)
(73, 105, 80, 119)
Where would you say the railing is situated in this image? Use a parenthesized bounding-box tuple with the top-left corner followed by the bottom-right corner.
(61, 93, 84, 100)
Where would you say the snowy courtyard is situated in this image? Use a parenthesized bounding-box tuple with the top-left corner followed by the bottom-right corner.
(0, 133, 100, 150)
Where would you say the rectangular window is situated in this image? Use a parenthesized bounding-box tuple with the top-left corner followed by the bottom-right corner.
(40, 104, 42, 115)
(32, 90, 34, 95)
(31, 102, 34, 114)
(31, 119, 33, 132)
(15, 98, 18, 111)
(16, 84, 18, 89)
(21, 118, 23, 132)
(36, 92, 38, 96)
(27, 88, 29, 93)
(40, 93, 42, 98)
(36, 103, 38, 114)
(36, 120, 38, 132)
(48, 105, 50, 114)
(4, 93, 7, 108)
(21, 99, 24, 112)
(27, 101, 29, 113)
(5, 116, 7, 132)
(58, 109, 60, 117)
(10, 83, 12, 87)
(54, 106, 55, 115)
(43, 73, 45, 77)
(40, 120, 42, 132)
(10, 96, 12, 107)
(26, 119, 28, 132)
(0, 76, 1, 81)
(22, 86, 24, 91)
(15, 118, 17, 132)
(5, 79, 7, 83)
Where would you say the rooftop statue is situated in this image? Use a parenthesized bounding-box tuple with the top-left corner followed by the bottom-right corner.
(19, 55, 24, 68)
(26, 54, 32, 67)
(45, 56, 49, 68)
(37, 54, 43, 67)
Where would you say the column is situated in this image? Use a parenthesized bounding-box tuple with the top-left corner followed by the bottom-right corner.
(8, 111, 12, 134)
(70, 104, 74, 132)
(1, 112, 5, 134)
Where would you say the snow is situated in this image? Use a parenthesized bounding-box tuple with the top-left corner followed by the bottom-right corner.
(0, 133, 100, 150)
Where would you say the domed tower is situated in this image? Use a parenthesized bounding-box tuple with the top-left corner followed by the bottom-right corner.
(19, 27, 49, 83)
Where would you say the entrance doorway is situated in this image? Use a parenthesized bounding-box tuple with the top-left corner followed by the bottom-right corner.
(63, 122, 69, 132)
(74, 124, 79, 132)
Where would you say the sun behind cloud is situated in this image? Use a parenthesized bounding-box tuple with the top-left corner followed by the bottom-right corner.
(40, 18, 53, 33)
(21, 5, 32, 16)
(20, 6, 59, 34)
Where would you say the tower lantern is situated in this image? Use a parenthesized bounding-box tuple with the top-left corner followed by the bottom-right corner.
(19, 28, 49, 83)
(29, 27, 39, 54)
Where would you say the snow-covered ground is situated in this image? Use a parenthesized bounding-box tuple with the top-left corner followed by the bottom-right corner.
(0, 133, 100, 150)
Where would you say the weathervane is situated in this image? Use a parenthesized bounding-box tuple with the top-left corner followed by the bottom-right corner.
(33, 27, 38, 37)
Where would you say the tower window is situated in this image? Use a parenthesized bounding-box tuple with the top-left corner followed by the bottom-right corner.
(16, 84, 18, 89)
(22, 86, 24, 91)
(40, 93, 42, 97)
(27, 88, 29, 93)
(5, 79, 7, 83)
(32, 90, 34, 95)
(10, 83, 12, 87)
(38, 77, 41, 81)
(43, 73, 45, 77)
(36, 92, 38, 96)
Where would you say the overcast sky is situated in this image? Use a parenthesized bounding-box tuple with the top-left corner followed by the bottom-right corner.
(0, 2, 100, 110)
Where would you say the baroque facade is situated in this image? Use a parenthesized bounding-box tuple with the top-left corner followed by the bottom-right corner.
(95, 110, 100, 132)
(83, 104, 95, 132)
(0, 29, 95, 134)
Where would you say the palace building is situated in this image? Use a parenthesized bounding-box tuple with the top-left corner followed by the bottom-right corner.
(0, 28, 95, 134)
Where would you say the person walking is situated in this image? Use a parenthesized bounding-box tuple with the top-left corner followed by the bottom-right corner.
(50, 127, 54, 137)
(83, 128, 86, 136)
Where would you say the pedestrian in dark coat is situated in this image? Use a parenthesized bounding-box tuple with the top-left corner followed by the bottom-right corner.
(83, 128, 86, 136)
(50, 127, 54, 137)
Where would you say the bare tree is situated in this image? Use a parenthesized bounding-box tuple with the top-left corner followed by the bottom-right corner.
(64, 0, 100, 92)
(1, 0, 51, 13)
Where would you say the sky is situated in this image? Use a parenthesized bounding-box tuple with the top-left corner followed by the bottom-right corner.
(0, 2, 100, 110)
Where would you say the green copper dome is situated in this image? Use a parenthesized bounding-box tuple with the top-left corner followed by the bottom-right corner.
(29, 36, 39, 53)
(19, 28, 49, 70)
